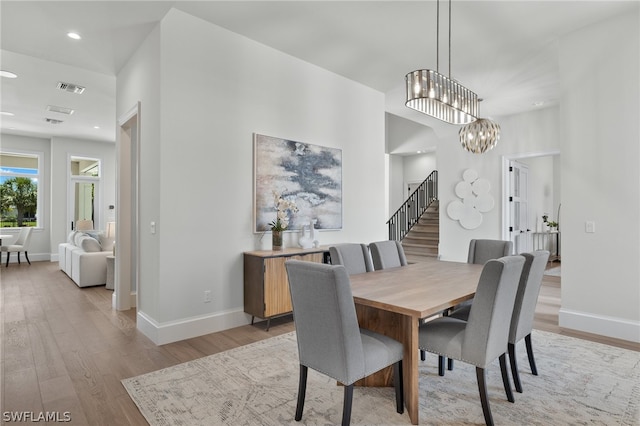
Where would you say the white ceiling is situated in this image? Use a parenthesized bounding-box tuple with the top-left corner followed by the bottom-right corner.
(0, 1, 636, 143)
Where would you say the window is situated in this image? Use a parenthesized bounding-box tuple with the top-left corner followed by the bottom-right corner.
(0, 151, 41, 228)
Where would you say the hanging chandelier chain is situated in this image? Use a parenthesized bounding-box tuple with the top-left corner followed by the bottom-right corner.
(436, 0, 440, 72)
(404, 0, 479, 125)
(448, 0, 452, 78)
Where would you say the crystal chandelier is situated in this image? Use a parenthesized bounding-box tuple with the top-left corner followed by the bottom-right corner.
(405, 0, 478, 125)
(459, 117, 501, 154)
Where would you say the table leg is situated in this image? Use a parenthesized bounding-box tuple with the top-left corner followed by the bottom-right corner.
(355, 304, 420, 425)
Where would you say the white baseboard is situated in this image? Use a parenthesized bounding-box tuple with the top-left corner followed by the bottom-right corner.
(559, 308, 640, 343)
(136, 308, 250, 345)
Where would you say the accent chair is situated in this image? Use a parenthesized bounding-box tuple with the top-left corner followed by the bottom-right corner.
(2, 227, 34, 267)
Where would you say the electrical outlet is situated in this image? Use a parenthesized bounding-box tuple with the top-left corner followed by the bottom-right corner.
(204, 290, 212, 303)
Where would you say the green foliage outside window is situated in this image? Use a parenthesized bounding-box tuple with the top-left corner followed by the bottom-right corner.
(0, 177, 38, 227)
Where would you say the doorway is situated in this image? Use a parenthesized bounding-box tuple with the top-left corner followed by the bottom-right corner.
(507, 160, 530, 253)
(68, 156, 101, 231)
(114, 103, 140, 311)
(502, 151, 560, 256)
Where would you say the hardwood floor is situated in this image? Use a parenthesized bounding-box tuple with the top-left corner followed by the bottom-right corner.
(1, 261, 637, 425)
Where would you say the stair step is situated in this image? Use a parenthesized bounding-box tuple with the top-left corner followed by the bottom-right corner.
(406, 229, 438, 236)
(398, 199, 440, 259)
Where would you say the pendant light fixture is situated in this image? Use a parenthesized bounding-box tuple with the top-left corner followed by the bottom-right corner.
(459, 117, 501, 154)
(405, 0, 478, 125)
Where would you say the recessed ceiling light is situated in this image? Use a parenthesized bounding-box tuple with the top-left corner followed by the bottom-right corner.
(93, 126, 100, 129)
(0, 70, 17, 78)
(1, 111, 15, 116)
(67, 32, 81, 40)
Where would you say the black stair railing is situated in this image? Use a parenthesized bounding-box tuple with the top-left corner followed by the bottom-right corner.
(387, 170, 438, 241)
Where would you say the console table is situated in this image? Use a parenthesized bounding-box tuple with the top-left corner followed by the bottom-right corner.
(532, 230, 560, 261)
(244, 246, 329, 330)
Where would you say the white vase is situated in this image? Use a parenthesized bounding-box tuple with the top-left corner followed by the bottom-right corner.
(298, 225, 313, 249)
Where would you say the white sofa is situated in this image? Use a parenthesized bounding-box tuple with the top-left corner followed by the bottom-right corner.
(59, 229, 115, 287)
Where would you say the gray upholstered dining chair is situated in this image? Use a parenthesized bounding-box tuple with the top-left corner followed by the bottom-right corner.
(369, 240, 408, 270)
(435, 238, 515, 369)
(468, 239, 513, 264)
(450, 250, 550, 393)
(418, 255, 525, 426)
(329, 243, 374, 275)
(285, 260, 404, 425)
(2, 227, 34, 267)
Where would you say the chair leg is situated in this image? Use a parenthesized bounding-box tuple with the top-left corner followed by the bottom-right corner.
(393, 360, 404, 414)
(341, 384, 354, 426)
(295, 365, 308, 421)
(476, 367, 494, 426)
(508, 342, 523, 393)
(420, 349, 425, 361)
(5, 252, 9, 267)
(24, 251, 30, 265)
(499, 353, 515, 403)
(525, 334, 538, 376)
(17, 252, 21, 264)
(442, 309, 454, 371)
(438, 355, 445, 376)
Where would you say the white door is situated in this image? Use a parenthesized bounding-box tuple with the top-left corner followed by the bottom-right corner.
(508, 160, 530, 253)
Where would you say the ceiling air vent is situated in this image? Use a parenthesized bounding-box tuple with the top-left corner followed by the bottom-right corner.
(46, 105, 74, 115)
(56, 81, 85, 94)
(45, 118, 64, 124)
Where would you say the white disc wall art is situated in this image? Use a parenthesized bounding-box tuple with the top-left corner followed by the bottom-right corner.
(447, 169, 495, 229)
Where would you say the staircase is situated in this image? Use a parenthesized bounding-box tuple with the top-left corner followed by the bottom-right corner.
(401, 200, 439, 262)
(386, 171, 439, 262)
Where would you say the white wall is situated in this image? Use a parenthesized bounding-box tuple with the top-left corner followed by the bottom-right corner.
(558, 10, 640, 342)
(116, 24, 162, 318)
(404, 154, 436, 186)
(119, 9, 387, 344)
(386, 113, 437, 214)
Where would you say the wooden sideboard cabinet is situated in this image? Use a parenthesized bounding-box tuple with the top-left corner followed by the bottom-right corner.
(244, 247, 329, 330)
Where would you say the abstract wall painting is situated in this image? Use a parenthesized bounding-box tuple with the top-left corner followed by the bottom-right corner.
(254, 133, 342, 232)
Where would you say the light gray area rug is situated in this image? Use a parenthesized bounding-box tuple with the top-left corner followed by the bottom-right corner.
(123, 330, 639, 425)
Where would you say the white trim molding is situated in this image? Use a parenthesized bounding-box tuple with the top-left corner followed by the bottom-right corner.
(559, 308, 640, 343)
(136, 308, 250, 345)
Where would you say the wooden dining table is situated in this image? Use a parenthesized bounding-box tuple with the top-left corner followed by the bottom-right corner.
(349, 258, 484, 425)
